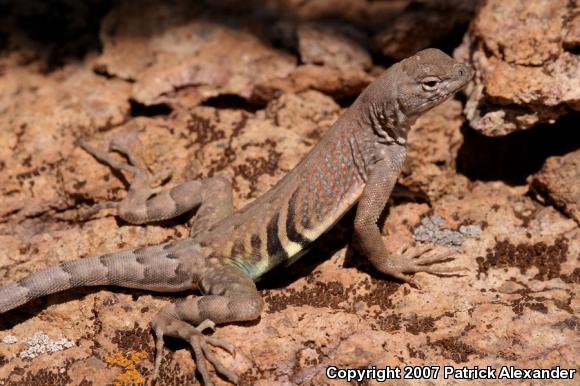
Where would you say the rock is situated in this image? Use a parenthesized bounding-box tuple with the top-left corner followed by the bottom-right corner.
(253, 64, 374, 102)
(0, 1, 578, 385)
(258, 19, 376, 101)
(0, 89, 341, 384)
(260, 0, 410, 28)
(412, 214, 481, 250)
(457, 0, 580, 136)
(0, 64, 132, 227)
(3, 94, 577, 384)
(297, 22, 372, 72)
(0, 0, 107, 73)
(374, 0, 476, 60)
(530, 149, 580, 226)
(401, 99, 469, 201)
(96, 0, 296, 106)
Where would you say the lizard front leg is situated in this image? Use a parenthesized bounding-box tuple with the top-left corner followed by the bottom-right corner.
(353, 144, 458, 282)
(79, 134, 233, 233)
(152, 265, 263, 385)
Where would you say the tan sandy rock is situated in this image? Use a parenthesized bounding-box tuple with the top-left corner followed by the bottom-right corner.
(2, 105, 578, 385)
(96, 1, 296, 107)
(374, 0, 476, 60)
(401, 98, 469, 201)
(530, 149, 580, 225)
(0, 1, 577, 385)
(297, 22, 372, 72)
(0, 64, 131, 230)
(457, 0, 580, 135)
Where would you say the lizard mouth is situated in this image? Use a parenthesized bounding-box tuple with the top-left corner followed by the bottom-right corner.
(415, 93, 449, 112)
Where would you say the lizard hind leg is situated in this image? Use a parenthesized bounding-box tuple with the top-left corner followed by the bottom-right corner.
(79, 135, 233, 229)
(151, 265, 263, 385)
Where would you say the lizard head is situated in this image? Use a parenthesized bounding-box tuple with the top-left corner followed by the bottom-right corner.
(357, 48, 473, 144)
(396, 48, 473, 116)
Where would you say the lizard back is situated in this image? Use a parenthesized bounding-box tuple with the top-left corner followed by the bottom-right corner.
(195, 118, 369, 280)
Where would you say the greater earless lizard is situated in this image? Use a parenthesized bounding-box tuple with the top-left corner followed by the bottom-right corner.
(0, 48, 473, 384)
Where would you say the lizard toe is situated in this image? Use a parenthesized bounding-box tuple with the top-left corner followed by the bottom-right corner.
(151, 312, 238, 385)
(377, 244, 463, 284)
(152, 328, 165, 380)
(403, 244, 435, 259)
(412, 247, 455, 265)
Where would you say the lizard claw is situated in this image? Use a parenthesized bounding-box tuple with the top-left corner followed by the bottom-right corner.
(396, 243, 435, 258)
(197, 319, 216, 332)
(75, 201, 118, 221)
(206, 336, 236, 357)
(376, 244, 466, 286)
(152, 313, 238, 385)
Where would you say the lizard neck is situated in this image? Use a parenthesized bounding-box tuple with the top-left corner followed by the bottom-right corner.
(351, 63, 418, 147)
(367, 98, 411, 146)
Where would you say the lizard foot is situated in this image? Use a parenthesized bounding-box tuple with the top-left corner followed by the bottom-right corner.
(152, 314, 238, 385)
(78, 135, 172, 221)
(79, 136, 172, 189)
(380, 244, 466, 287)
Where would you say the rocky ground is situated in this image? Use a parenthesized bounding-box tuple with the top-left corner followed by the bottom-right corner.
(0, 0, 578, 385)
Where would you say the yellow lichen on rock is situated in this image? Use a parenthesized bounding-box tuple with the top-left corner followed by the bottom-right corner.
(106, 350, 148, 385)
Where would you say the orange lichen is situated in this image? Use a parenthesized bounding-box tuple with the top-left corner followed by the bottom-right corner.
(105, 350, 148, 385)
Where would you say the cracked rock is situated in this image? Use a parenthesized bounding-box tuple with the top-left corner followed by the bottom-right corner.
(530, 149, 580, 225)
(456, 0, 580, 136)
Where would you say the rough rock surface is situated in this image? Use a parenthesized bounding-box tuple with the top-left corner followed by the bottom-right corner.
(97, 1, 297, 107)
(0, 1, 578, 386)
(373, 0, 476, 60)
(457, 0, 580, 136)
(530, 149, 580, 226)
(297, 22, 372, 72)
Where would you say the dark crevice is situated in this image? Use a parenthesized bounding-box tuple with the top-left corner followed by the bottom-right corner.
(334, 93, 360, 108)
(436, 22, 471, 56)
(3, 0, 113, 72)
(129, 99, 173, 117)
(563, 45, 580, 55)
(201, 94, 266, 112)
(92, 66, 135, 83)
(370, 1, 474, 61)
(456, 112, 580, 185)
(92, 67, 115, 79)
(526, 189, 572, 225)
(369, 49, 398, 69)
(268, 21, 300, 59)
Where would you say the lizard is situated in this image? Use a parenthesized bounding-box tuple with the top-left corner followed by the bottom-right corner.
(0, 48, 473, 385)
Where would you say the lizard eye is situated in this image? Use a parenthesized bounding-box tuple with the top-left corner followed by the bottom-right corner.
(421, 77, 440, 91)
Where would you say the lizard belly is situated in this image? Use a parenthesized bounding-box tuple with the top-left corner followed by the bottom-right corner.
(267, 184, 363, 274)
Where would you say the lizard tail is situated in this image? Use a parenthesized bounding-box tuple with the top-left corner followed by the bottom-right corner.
(0, 242, 196, 313)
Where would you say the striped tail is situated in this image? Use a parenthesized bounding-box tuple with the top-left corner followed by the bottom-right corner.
(0, 241, 197, 313)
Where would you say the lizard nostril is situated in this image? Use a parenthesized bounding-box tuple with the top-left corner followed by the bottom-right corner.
(459, 68, 464, 77)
